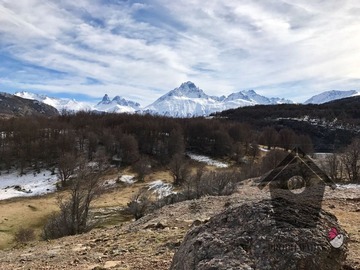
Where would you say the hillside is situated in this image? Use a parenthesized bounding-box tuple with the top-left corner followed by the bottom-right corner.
(216, 96, 360, 151)
(0, 93, 58, 118)
(0, 183, 358, 269)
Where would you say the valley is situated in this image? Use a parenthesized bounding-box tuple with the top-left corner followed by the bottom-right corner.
(0, 95, 359, 269)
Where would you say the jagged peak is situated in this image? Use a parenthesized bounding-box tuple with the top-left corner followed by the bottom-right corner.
(101, 94, 111, 103)
(166, 81, 209, 99)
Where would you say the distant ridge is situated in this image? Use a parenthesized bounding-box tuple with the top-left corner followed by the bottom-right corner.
(304, 90, 359, 104)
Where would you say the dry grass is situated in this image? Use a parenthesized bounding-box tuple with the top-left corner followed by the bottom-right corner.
(0, 168, 173, 249)
(0, 194, 59, 249)
(324, 200, 360, 265)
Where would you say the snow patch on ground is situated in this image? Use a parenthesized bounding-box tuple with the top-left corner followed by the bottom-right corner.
(120, 175, 137, 184)
(148, 180, 174, 199)
(0, 170, 58, 200)
(187, 153, 229, 168)
(103, 175, 137, 187)
(336, 184, 360, 189)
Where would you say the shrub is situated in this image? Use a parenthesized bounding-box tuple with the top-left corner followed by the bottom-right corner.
(127, 189, 152, 220)
(14, 227, 36, 244)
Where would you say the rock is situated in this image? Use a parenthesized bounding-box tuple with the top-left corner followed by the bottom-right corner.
(170, 198, 348, 270)
(103, 260, 121, 268)
(144, 222, 167, 230)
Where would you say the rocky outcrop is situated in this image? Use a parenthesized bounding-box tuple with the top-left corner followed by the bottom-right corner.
(170, 198, 348, 270)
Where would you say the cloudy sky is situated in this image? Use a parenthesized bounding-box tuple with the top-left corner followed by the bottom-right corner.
(0, 0, 360, 105)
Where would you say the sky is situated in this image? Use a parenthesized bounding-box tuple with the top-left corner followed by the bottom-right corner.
(1, 0, 360, 105)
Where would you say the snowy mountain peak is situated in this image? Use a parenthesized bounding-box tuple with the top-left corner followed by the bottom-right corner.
(112, 95, 140, 108)
(242, 90, 256, 95)
(15, 91, 92, 113)
(167, 81, 209, 99)
(225, 91, 248, 101)
(144, 82, 293, 117)
(101, 94, 111, 104)
(304, 90, 359, 104)
(15, 91, 47, 101)
(94, 94, 141, 113)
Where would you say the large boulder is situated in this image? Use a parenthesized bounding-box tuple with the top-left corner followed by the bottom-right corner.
(170, 198, 348, 270)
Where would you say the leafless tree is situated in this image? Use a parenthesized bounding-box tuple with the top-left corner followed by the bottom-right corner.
(57, 152, 78, 187)
(169, 153, 190, 186)
(261, 149, 288, 174)
(133, 156, 151, 182)
(260, 127, 279, 150)
(278, 128, 296, 150)
(321, 153, 344, 182)
(44, 157, 107, 239)
(341, 138, 360, 183)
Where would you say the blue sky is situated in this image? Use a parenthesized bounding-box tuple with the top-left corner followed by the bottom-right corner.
(1, 0, 360, 105)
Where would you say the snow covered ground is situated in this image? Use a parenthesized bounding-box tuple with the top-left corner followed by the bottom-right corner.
(187, 153, 229, 168)
(119, 175, 136, 184)
(0, 170, 58, 200)
(148, 180, 174, 199)
(336, 183, 360, 189)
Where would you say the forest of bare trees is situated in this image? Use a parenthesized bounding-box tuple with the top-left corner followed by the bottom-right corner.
(0, 111, 358, 185)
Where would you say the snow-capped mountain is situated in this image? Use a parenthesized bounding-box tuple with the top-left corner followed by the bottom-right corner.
(94, 94, 141, 113)
(15, 92, 141, 114)
(14, 83, 293, 117)
(15, 91, 92, 112)
(304, 90, 359, 104)
(144, 81, 293, 117)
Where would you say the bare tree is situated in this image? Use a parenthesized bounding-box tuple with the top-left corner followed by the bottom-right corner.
(278, 128, 296, 150)
(169, 153, 190, 186)
(261, 149, 288, 174)
(260, 127, 279, 150)
(43, 161, 105, 239)
(341, 138, 360, 183)
(168, 128, 185, 157)
(57, 152, 78, 187)
(297, 134, 314, 154)
(133, 156, 151, 182)
(248, 142, 260, 161)
(321, 153, 344, 182)
(118, 134, 140, 165)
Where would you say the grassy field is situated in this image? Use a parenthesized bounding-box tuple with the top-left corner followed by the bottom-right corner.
(0, 168, 173, 249)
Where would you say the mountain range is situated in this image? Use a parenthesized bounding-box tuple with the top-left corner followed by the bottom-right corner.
(143, 82, 292, 117)
(11, 82, 360, 117)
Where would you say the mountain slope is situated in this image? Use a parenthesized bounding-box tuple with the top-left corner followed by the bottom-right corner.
(216, 95, 360, 151)
(0, 92, 58, 118)
(304, 90, 359, 104)
(15, 92, 92, 112)
(145, 82, 293, 117)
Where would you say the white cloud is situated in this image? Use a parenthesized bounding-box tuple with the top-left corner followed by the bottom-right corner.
(0, 0, 360, 105)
